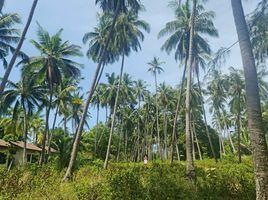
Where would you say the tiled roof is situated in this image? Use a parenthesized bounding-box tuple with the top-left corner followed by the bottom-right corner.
(10, 141, 42, 151)
(0, 139, 9, 147)
(1, 140, 57, 153)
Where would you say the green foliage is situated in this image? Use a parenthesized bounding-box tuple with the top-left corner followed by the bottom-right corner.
(81, 124, 119, 161)
(0, 158, 255, 200)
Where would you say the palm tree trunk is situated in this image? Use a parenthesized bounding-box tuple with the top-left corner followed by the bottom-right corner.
(196, 70, 217, 162)
(231, 1, 268, 198)
(137, 100, 141, 161)
(163, 106, 168, 160)
(237, 92, 242, 163)
(191, 124, 196, 161)
(63, 2, 122, 180)
(104, 54, 125, 169)
(222, 113, 236, 153)
(23, 110, 28, 164)
(185, 0, 196, 180)
(0, 0, 38, 95)
(64, 116, 67, 136)
(125, 130, 128, 161)
(217, 120, 226, 157)
(47, 103, 59, 158)
(154, 74, 161, 159)
(94, 103, 100, 158)
(193, 122, 202, 160)
(171, 63, 186, 163)
(116, 119, 123, 162)
(39, 92, 52, 165)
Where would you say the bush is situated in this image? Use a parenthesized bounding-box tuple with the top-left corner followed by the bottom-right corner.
(0, 158, 255, 200)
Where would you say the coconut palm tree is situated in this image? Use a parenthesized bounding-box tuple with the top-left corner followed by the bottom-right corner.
(249, 0, 268, 63)
(158, 0, 218, 163)
(64, 0, 143, 180)
(158, 82, 173, 159)
(207, 69, 236, 156)
(104, 11, 150, 169)
(0, 0, 38, 95)
(21, 24, 82, 165)
(231, 0, 268, 198)
(91, 85, 103, 157)
(47, 79, 77, 156)
(184, 0, 197, 180)
(147, 57, 164, 158)
(1, 75, 45, 164)
(227, 67, 245, 163)
(134, 79, 148, 159)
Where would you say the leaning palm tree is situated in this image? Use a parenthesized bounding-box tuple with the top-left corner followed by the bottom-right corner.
(0, 0, 38, 95)
(21, 24, 82, 165)
(231, 0, 268, 198)
(64, 0, 143, 180)
(147, 56, 164, 158)
(1, 75, 45, 164)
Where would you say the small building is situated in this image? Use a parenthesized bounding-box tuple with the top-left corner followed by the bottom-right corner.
(0, 139, 9, 167)
(10, 141, 42, 165)
(0, 139, 57, 166)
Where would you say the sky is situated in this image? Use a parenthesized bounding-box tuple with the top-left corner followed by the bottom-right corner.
(0, 0, 259, 130)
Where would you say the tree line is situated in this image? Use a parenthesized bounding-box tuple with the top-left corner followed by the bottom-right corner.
(0, 0, 267, 199)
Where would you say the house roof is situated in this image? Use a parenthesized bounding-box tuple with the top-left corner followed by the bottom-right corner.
(0, 139, 9, 148)
(1, 140, 57, 153)
(10, 141, 42, 152)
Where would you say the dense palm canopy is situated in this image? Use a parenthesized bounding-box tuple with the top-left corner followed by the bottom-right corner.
(0, 1, 268, 198)
(21, 24, 83, 88)
(95, 0, 142, 14)
(158, 0, 218, 62)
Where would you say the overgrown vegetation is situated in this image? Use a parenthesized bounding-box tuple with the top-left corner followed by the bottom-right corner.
(0, 158, 255, 200)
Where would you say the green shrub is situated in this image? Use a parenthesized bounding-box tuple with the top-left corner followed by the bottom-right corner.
(0, 159, 256, 200)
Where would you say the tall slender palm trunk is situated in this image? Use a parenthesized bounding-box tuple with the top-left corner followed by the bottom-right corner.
(190, 123, 196, 161)
(23, 110, 28, 164)
(196, 70, 217, 162)
(154, 74, 161, 159)
(47, 103, 59, 158)
(171, 63, 186, 163)
(0, 0, 38, 95)
(163, 106, 168, 159)
(185, 0, 197, 180)
(237, 93, 242, 163)
(104, 54, 125, 169)
(222, 113, 236, 153)
(63, 2, 121, 180)
(94, 103, 100, 158)
(192, 122, 202, 160)
(231, 1, 268, 198)
(39, 90, 53, 165)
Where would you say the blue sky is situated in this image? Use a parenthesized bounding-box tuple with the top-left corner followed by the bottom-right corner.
(1, 0, 258, 129)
